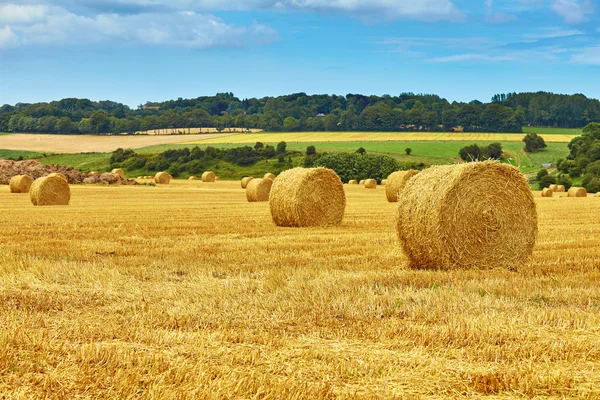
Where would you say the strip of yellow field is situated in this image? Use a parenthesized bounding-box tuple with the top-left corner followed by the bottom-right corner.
(0, 133, 235, 153)
(185, 131, 578, 144)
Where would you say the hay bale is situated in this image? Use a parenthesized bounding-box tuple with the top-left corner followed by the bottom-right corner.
(47, 172, 67, 182)
(364, 179, 377, 189)
(382, 179, 387, 185)
(385, 170, 419, 202)
(241, 176, 254, 188)
(348, 179, 358, 185)
(188, 176, 198, 180)
(567, 187, 587, 197)
(541, 188, 553, 197)
(154, 172, 171, 184)
(555, 185, 565, 192)
(111, 168, 125, 178)
(595, 192, 600, 197)
(215, 177, 220, 181)
(397, 161, 537, 270)
(264, 173, 276, 181)
(202, 171, 216, 182)
(246, 178, 273, 202)
(359, 179, 365, 185)
(9, 175, 32, 193)
(548, 184, 558, 192)
(30, 175, 70, 206)
(269, 167, 345, 227)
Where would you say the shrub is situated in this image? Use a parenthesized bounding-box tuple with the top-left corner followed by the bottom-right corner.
(405, 148, 412, 155)
(536, 168, 548, 181)
(459, 144, 483, 161)
(584, 177, 600, 193)
(314, 152, 401, 183)
(538, 175, 556, 189)
(523, 132, 547, 152)
(356, 147, 366, 155)
(557, 175, 572, 190)
(306, 145, 316, 155)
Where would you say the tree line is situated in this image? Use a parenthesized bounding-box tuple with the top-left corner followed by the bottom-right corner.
(2, 91, 599, 135)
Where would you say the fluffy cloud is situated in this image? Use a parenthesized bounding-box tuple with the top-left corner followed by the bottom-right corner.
(550, 0, 593, 24)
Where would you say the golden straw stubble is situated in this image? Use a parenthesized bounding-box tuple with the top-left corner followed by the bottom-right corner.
(246, 178, 273, 202)
(30, 175, 71, 206)
(269, 167, 345, 227)
(9, 175, 32, 193)
(397, 161, 537, 269)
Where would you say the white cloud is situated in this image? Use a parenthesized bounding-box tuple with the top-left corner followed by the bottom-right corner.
(550, 0, 594, 24)
(0, 26, 19, 48)
(430, 53, 517, 62)
(571, 44, 600, 64)
(523, 27, 584, 39)
(483, 0, 516, 24)
(0, 4, 48, 24)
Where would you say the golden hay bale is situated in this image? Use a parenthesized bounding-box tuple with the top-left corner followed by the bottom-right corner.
(47, 172, 67, 182)
(30, 175, 70, 206)
(348, 179, 358, 185)
(9, 175, 32, 193)
(364, 179, 377, 189)
(541, 188, 553, 197)
(90, 171, 99, 176)
(567, 187, 587, 197)
(202, 171, 216, 182)
(359, 179, 365, 185)
(215, 177, 220, 181)
(154, 172, 171, 184)
(111, 168, 125, 178)
(382, 179, 387, 185)
(246, 178, 273, 202)
(269, 167, 345, 227)
(241, 176, 254, 188)
(555, 185, 565, 192)
(548, 184, 558, 192)
(188, 176, 198, 180)
(595, 192, 600, 197)
(397, 161, 537, 270)
(385, 170, 419, 202)
(264, 172, 276, 180)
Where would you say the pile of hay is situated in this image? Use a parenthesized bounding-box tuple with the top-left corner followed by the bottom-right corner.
(397, 161, 537, 270)
(202, 171, 216, 182)
(385, 170, 419, 202)
(348, 179, 358, 185)
(270, 167, 345, 227)
(364, 179, 377, 189)
(188, 176, 198, 180)
(30, 175, 70, 206)
(111, 168, 125, 178)
(9, 175, 32, 193)
(541, 188, 553, 197)
(241, 176, 254, 188)
(567, 187, 587, 197)
(155, 172, 170, 184)
(246, 178, 273, 202)
(264, 173, 276, 180)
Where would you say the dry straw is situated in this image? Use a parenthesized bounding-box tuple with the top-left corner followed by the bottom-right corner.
(359, 179, 365, 185)
(30, 175, 70, 206)
(202, 171, 216, 182)
(385, 170, 419, 202)
(269, 167, 345, 227)
(364, 179, 377, 189)
(548, 184, 558, 192)
(567, 187, 587, 197)
(154, 172, 171, 184)
(397, 161, 537, 270)
(9, 175, 32, 193)
(241, 176, 254, 188)
(556, 185, 565, 192)
(382, 179, 387, 185)
(188, 176, 198, 180)
(348, 179, 358, 185)
(541, 188, 553, 197)
(111, 168, 125, 178)
(246, 178, 273, 202)
(48, 172, 67, 182)
(264, 173, 276, 180)
(595, 192, 600, 197)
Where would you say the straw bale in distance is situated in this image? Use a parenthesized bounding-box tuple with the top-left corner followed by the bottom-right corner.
(595, 192, 600, 197)
(30, 175, 70, 206)
(548, 184, 558, 192)
(188, 176, 198, 180)
(215, 177, 220, 181)
(385, 170, 419, 202)
(397, 161, 537, 270)
(154, 172, 170, 184)
(556, 185, 565, 192)
(541, 188, 553, 197)
(9, 175, 32, 193)
(567, 187, 587, 197)
(359, 179, 365, 185)
(264, 173, 276, 181)
(246, 178, 273, 202)
(202, 171, 216, 182)
(241, 176, 254, 188)
(382, 179, 387, 185)
(111, 168, 125, 178)
(348, 179, 358, 185)
(269, 167, 345, 227)
(364, 179, 377, 189)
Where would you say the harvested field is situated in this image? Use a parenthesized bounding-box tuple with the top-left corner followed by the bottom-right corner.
(0, 182, 599, 397)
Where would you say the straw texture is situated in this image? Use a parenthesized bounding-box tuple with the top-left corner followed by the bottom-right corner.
(264, 173, 276, 181)
(246, 178, 273, 202)
(555, 185, 565, 192)
(111, 168, 125, 178)
(202, 171, 216, 182)
(567, 187, 587, 197)
(385, 170, 419, 202)
(241, 177, 254, 189)
(154, 172, 170, 184)
(364, 179, 377, 189)
(348, 180, 358, 185)
(30, 175, 70, 206)
(541, 188, 553, 197)
(9, 175, 32, 193)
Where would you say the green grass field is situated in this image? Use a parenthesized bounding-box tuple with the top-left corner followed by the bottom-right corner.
(0, 149, 44, 159)
(522, 126, 582, 135)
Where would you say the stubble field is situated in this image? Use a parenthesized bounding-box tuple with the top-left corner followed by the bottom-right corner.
(0, 181, 599, 398)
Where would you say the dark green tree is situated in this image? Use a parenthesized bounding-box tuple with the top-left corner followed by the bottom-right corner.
(523, 132, 547, 152)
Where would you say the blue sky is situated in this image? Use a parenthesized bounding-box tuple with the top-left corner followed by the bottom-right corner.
(1, 0, 599, 107)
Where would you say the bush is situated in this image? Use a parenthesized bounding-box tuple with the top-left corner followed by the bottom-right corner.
(306, 145, 316, 155)
(264, 145, 276, 158)
(459, 144, 483, 161)
(538, 175, 556, 189)
(314, 152, 401, 183)
(254, 142, 264, 150)
(584, 177, 600, 193)
(523, 132, 547, 152)
(487, 142, 502, 159)
(536, 168, 548, 181)
(557, 175, 572, 190)
(405, 148, 412, 155)
(276, 141, 287, 154)
(356, 147, 366, 155)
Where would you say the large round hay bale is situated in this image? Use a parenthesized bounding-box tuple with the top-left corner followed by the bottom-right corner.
(567, 187, 587, 197)
(359, 179, 365, 185)
(9, 175, 32, 193)
(269, 167, 345, 227)
(47, 172, 67, 182)
(548, 184, 558, 192)
(111, 168, 125, 178)
(241, 176, 254, 188)
(202, 171, 216, 182)
(264, 173, 276, 181)
(397, 161, 537, 270)
(188, 176, 198, 180)
(555, 185, 565, 192)
(541, 188, 553, 197)
(348, 179, 358, 185)
(364, 179, 377, 189)
(246, 178, 273, 202)
(154, 172, 170, 184)
(30, 175, 70, 206)
(385, 170, 419, 202)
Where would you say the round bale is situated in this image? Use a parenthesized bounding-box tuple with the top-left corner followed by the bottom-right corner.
(364, 179, 377, 189)
(548, 184, 558, 192)
(397, 161, 537, 270)
(9, 175, 32, 193)
(111, 168, 125, 178)
(595, 192, 600, 197)
(264, 173, 276, 181)
(541, 188, 553, 197)
(348, 179, 358, 185)
(359, 179, 365, 185)
(215, 177, 220, 181)
(241, 176, 254, 189)
(202, 171, 216, 182)
(555, 185, 565, 192)
(154, 172, 171, 184)
(382, 179, 387, 185)
(385, 170, 419, 202)
(269, 167, 345, 227)
(47, 172, 67, 182)
(246, 178, 273, 202)
(30, 175, 70, 206)
(567, 187, 587, 197)
(189, 176, 198, 180)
